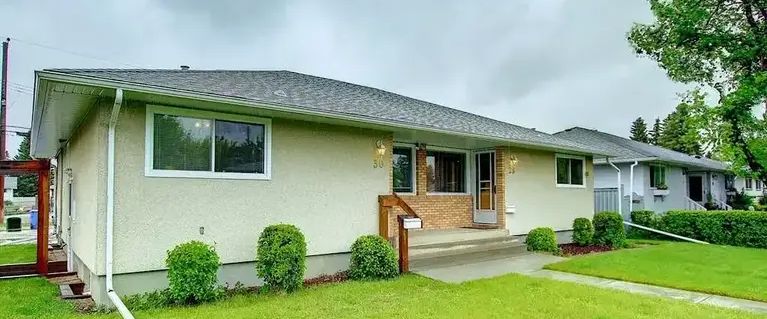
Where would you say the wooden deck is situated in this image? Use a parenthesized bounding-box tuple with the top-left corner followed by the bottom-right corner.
(0, 247, 67, 277)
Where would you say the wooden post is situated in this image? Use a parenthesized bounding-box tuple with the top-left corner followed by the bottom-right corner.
(36, 163, 50, 275)
(379, 202, 388, 238)
(397, 215, 409, 273)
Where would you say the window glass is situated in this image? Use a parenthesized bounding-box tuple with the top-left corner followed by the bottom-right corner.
(556, 158, 570, 184)
(427, 151, 465, 193)
(214, 120, 265, 173)
(757, 180, 763, 190)
(746, 178, 753, 189)
(556, 156, 584, 185)
(392, 147, 413, 193)
(153, 114, 212, 171)
(650, 165, 666, 188)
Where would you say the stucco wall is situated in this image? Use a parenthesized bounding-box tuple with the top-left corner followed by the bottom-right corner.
(58, 103, 107, 276)
(110, 102, 391, 273)
(594, 163, 647, 197)
(504, 147, 594, 235)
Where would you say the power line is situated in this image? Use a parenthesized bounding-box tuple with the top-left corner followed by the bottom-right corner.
(7, 36, 148, 68)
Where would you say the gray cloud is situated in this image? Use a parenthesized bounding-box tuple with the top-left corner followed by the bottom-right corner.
(0, 0, 686, 157)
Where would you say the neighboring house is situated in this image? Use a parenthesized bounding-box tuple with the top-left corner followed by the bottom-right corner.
(31, 69, 606, 304)
(3, 176, 17, 201)
(736, 177, 766, 202)
(555, 127, 731, 216)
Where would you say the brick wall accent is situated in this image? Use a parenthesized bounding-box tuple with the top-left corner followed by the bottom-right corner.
(495, 147, 507, 229)
(415, 147, 428, 196)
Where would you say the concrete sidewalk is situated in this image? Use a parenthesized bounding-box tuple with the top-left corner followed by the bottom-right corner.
(413, 253, 767, 314)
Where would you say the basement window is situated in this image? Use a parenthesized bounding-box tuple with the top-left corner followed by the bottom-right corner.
(146, 105, 271, 180)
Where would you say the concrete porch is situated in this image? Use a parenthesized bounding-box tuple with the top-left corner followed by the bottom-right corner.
(408, 228, 527, 270)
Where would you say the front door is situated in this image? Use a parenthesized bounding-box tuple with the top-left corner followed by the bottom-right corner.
(473, 151, 497, 224)
(688, 175, 704, 202)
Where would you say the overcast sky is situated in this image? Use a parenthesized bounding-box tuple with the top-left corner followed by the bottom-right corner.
(0, 0, 687, 157)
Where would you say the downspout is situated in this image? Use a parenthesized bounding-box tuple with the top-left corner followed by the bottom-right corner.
(606, 157, 622, 217)
(106, 88, 135, 319)
(629, 161, 638, 213)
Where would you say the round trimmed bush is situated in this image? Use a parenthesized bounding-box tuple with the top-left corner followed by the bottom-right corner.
(593, 211, 626, 248)
(256, 224, 307, 292)
(572, 218, 594, 246)
(348, 235, 398, 280)
(526, 227, 560, 253)
(165, 241, 221, 304)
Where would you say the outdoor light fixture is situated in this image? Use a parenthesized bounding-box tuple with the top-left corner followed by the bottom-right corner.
(64, 168, 74, 184)
(376, 140, 387, 157)
(508, 155, 519, 173)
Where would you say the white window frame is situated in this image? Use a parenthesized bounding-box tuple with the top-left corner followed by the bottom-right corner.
(392, 143, 416, 195)
(555, 154, 586, 188)
(145, 105, 272, 180)
(649, 164, 667, 189)
(746, 178, 754, 190)
(426, 146, 471, 195)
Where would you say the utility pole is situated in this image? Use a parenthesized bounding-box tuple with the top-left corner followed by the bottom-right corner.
(0, 38, 9, 223)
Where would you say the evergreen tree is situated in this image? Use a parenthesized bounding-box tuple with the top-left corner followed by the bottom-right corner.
(13, 133, 37, 197)
(649, 118, 662, 145)
(657, 101, 704, 155)
(629, 117, 649, 143)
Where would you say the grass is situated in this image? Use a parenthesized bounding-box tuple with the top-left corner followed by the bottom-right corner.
(2, 274, 764, 319)
(0, 277, 74, 319)
(0, 243, 36, 264)
(545, 240, 767, 302)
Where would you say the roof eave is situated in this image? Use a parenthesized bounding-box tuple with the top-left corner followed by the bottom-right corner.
(35, 70, 610, 157)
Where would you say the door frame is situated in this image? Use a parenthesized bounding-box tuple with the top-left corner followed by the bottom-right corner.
(688, 173, 705, 203)
(472, 150, 497, 224)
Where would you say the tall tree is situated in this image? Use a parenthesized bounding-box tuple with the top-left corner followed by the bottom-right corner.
(649, 118, 663, 145)
(656, 92, 710, 155)
(13, 133, 37, 197)
(629, 0, 767, 181)
(630, 117, 650, 142)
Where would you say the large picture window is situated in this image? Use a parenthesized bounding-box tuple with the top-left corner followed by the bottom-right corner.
(146, 105, 271, 179)
(392, 146, 414, 193)
(427, 150, 466, 193)
(556, 155, 584, 186)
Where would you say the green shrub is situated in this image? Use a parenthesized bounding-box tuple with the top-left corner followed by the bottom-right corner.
(627, 210, 659, 239)
(165, 241, 222, 304)
(526, 227, 560, 253)
(256, 224, 307, 292)
(571, 218, 594, 246)
(348, 235, 398, 280)
(730, 190, 754, 210)
(593, 211, 626, 248)
(122, 289, 173, 311)
(660, 210, 767, 248)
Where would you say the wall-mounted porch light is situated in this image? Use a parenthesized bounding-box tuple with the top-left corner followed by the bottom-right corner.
(376, 140, 387, 157)
(508, 155, 519, 174)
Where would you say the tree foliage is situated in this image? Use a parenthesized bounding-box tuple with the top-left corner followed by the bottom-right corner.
(630, 117, 650, 143)
(649, 118, 663, 144)
(13, 133, 37, 197)
(629, 0, 767, 180)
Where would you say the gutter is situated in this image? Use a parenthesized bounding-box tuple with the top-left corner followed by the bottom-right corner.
(105, 88, 135, 319)
(629, 161, 638, 213)
(33, 71, 609, 158)
(606, 157, 622, 217)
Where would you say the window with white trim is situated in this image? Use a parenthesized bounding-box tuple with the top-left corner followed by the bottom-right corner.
(649, 165, 667, 188)
(392, 146, 415, 193)
(146, 106, 271, 179)
(746, 178, 753, 190)
(555, 155, 584, 186)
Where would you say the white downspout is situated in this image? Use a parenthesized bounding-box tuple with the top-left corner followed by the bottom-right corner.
(606, 158, 622, 217)
(629, 161, 638, 213)
(106, 88, 135, 319)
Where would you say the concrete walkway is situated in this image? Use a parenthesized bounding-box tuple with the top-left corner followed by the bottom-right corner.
(412, 253, 767, 314)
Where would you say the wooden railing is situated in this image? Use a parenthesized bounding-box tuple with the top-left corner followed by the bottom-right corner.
(378, 193, 419, 238)
(378, 193, 420, 273)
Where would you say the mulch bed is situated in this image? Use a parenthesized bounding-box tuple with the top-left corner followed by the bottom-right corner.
(559, 243, 613, 256)
(303, 271, 348, 287)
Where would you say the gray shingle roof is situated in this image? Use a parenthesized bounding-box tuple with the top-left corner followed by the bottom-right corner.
(554, 127, 728, 171)
(43, 69, 605, 155)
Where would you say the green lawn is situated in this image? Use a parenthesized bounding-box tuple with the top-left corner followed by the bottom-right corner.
(2, 273, 764, 319)
(0, 243, 36, 264)
(545, 241, 767, 302)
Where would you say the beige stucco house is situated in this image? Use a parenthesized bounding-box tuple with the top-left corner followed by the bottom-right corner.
(32, 69, 606, 305)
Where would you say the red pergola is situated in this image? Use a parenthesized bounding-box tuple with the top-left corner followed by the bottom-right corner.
(0, 159, 51, 274)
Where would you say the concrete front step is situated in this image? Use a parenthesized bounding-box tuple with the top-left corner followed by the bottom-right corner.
(407, 228, 527, 270)
(409, 228, 510, 247)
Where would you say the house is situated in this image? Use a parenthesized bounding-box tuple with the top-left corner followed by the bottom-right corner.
(555, 127, 732, 215)
(736, 177, 765, 202)
(31, 69, 606, 304)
